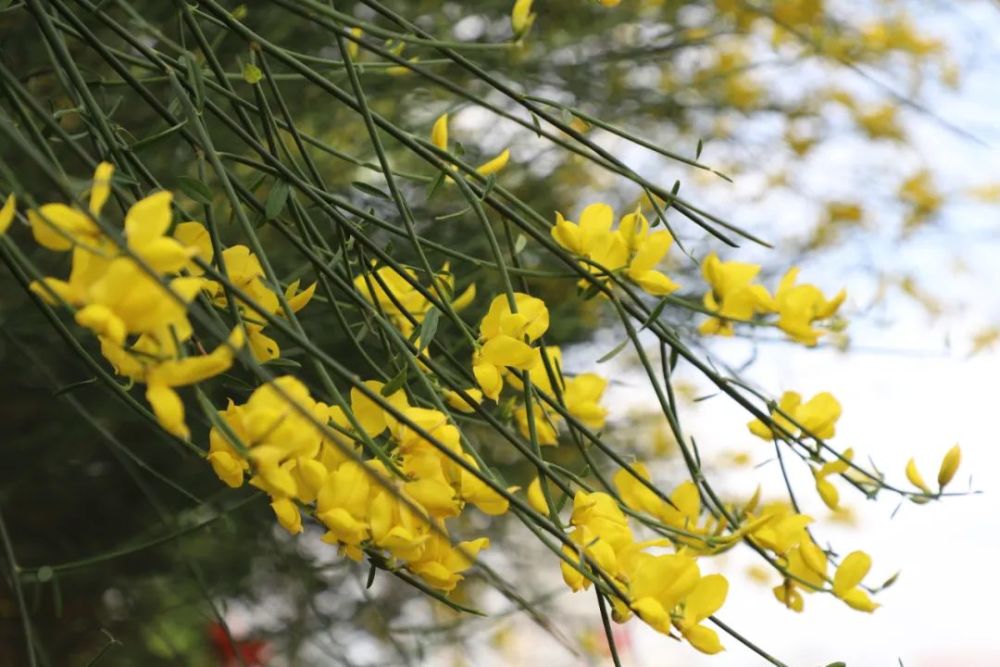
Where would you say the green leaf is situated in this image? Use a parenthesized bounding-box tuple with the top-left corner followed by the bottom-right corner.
(381, 367, 408, 396)
(265, 180, 290, 220)
(639, 295, 671, 332)
(426, 171, 446, 200)
(480, 173, 497, 199)
(177, 176, 213, 206)
(130, 120, 188, 152)
(531, 113, 543, 138)
(181, 52, 205, 111)
(417, 307, 440, 352)
(53, 377, 97, 396)
(352, 181, 391, 200)
(596, 339, 629, 364)
(263, 357, 301, 369)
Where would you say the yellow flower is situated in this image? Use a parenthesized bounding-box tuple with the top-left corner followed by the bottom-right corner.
(773, 267, 846, 346)
(698, 252, 775, 336)
(899, 170, 942, 230)
(346, 27, 363, 60)
(618, 210, 680, 296)
(474, 293, 550, 400)
(551, 203, 629, 288)
(748, 503, 812, 555)
(626, 552, 701, 634)
(514, 403, 559, 445)
(748, 391, 801, 440)
(562, 373, 609, 430)
(407, 531, 489, 592)
(317, 461, 373, 548)
(444, 388, 482, 413)
(28, 202, 102, 252)
(28, 162, 112, 251)
(748, 390, 841, 441)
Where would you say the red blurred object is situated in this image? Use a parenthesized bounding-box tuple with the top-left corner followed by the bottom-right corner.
(208, 621, 270, 666)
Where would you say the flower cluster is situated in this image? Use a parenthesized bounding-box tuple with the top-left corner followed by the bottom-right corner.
(511, 345, 609, 445)
(552, 487, 730, 655)
(472, 292, 550, 401)
(551, 203, 680, 296)
(207, 375, 507, 592)
(10, 163, 250, 439)
(700, 253, 846, 345)
(354, 263, 475, 338)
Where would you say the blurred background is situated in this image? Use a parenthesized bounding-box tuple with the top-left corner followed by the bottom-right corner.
(1, 1, 998, 665)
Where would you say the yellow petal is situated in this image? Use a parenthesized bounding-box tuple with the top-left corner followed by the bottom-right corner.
(29, 204, 98, 251)
(480, 335, 536, 369)
(146, 382, 189, 439)
(905, 457, 931, 494)
(815, 475, 840, 510)
(511, 0, 535, 34)
(0, 194, 15, 235)
(475, 148, 510, 177)
(89, 162, 114, 216)
(682, 623, 725, 655)
(937, 444, 961, 489)
(125, 191, 173, 248)
(684, 573, 728, 622)
(431, 113, 449, 151)
(832, 550, 871, 598)
(527, 476, 550, 515)
(271, 498, 303, 534)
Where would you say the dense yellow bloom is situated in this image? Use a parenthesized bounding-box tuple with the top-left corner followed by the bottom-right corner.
(698, 252, 775, 336)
